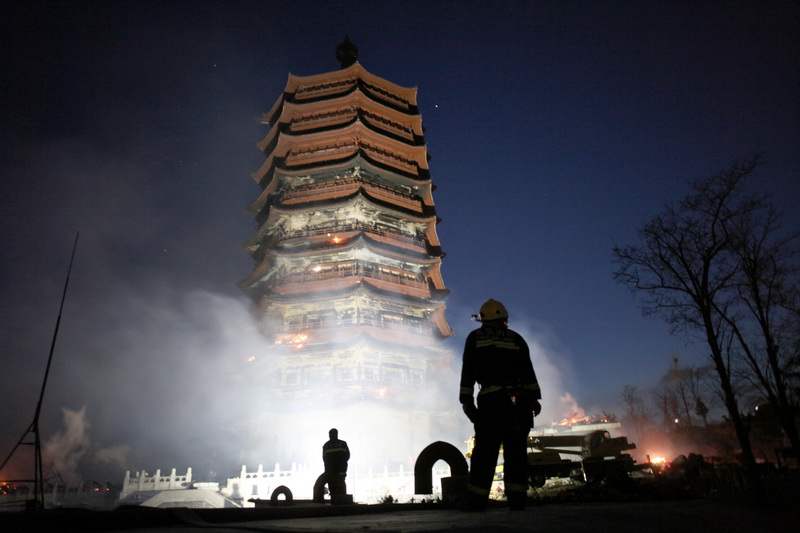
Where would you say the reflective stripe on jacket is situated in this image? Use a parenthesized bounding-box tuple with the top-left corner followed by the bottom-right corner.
(323, 438, 350, 472)
(459, 323, 541, 409)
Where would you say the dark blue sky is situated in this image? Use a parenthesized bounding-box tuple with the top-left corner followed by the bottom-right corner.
(1, 1, 798, 479)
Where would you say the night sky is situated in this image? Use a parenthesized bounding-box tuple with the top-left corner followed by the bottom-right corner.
(1, 1, 798, 481)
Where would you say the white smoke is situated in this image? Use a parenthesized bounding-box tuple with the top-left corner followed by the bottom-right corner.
(95, 445, 130, 471)
(557, 392, 587, 421)
(30, 279, 586, 485)
(43, 406, 90, 484)
(505, 318, 583, 426)
(1, 282, 597, 493)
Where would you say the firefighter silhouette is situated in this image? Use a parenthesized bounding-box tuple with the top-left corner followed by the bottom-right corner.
(322, 428, 350, 495)
(460, 299, 541, 511)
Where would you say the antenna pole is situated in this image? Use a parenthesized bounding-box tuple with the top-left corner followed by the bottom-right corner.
(0, 233, 79, 511)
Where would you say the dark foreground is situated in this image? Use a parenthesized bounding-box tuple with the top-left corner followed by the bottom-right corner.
(2, 492, 799, 533)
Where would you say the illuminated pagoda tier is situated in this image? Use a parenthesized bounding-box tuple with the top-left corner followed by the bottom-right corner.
(239, 40, 453, 464)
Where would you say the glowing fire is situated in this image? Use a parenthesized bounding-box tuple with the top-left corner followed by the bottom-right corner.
(275, 333, 308, 349)
(649, 456, 667, 464)
(553, 414, 611, 427)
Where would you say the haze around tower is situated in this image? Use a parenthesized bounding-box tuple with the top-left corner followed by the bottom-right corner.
(1, 1, 797, 483)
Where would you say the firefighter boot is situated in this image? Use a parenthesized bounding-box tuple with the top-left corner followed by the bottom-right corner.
(506, 488, 526, 511)
(459, 489, 487, 512)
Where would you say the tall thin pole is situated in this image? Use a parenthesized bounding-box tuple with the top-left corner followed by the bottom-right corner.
(0, 233, 78, 511)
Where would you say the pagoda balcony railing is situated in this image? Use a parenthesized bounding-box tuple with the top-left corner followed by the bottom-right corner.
(286, 141, 418, 176)
(295, 78, 357, 100)
(280, 316, 432, 336)
(282, 176, 422, 211)
(280, 222, 425, 248)
(287, 141, 357, 166)
(359, 142, 418, 174)
(361, 81, 413, 112)
(272, 263, 427, 290)
(291, 108, 415, 143)
(291, 108, 356, 132)
(360, 109, 415, 142)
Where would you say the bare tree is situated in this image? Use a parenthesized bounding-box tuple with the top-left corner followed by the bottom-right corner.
(651, 359, 717, 430)
(621, 385, 653, 442)
(613, 155, 767, 482)
(688, 365, 717, 427)
(651, 382, 680, 431)
(724, 191, 800, 455)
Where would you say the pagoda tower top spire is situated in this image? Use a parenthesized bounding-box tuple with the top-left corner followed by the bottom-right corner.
(336, 36, 358, 69)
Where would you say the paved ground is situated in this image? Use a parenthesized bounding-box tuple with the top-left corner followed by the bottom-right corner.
(3, 497, 797, 532)
(171, 499, 798, 533)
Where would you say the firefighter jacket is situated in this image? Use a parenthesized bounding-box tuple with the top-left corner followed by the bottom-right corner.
(459, 322, 541, 411)
(322, 438, 350, 473)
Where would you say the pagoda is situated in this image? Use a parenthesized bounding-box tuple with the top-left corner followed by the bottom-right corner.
(238, 39, 454, 467)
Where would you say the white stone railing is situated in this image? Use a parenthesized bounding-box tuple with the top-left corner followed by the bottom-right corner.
(121, 467, 192, 498)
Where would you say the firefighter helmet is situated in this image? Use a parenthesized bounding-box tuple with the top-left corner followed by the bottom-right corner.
(479, 299, 508, 321)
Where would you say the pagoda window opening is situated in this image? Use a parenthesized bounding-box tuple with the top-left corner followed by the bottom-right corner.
(338, 364, 356, 383)
(379, 311, 405, 329)
(382, 363, 409, 385)
(284, 370, 300, 387)
(361, 310, 378, 327)
(284, 316, 303, 333)
(304, 314, 324, 329)
(304, 365, 333, 385)
(340, 308, 356, 326)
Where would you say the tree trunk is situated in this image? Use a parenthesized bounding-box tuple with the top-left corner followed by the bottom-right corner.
(706, 327, 760, 486)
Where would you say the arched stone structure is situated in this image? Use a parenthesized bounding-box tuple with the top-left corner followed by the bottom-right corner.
(414, 441, 469, 495)
(270, 485, 293, 506)
(312, 472, 338, 503)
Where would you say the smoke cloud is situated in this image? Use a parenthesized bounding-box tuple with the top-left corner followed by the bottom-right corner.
(2, 278, 589, 486)
(43, 406, 90, 484)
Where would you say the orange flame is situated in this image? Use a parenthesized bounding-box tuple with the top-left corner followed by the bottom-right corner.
(275, 333, 309, 349)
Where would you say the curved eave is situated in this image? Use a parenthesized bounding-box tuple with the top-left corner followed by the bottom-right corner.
(249, 155, 435, 215)
(242, 193, 445, 257)
(260, 281, 449, 308)
(252, 120, 429, 187)
(285, 64, 417, 107)
(249, 151, 433, 216)
(270, 276, 433, 301)
(273, 183, 434, 219)
(268, 232, 442, 262)
(252, 189, 439, 237)
(259, 111, 424, 156)
(264, 89, 287, 126)
(241, 233, 443, 287)
(252, 147, 431, 193)
(259, 89, 425, 151)
(274, 332, 451, 355)
(307, 333, 451, 356)
(256, 284, 453, 339)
